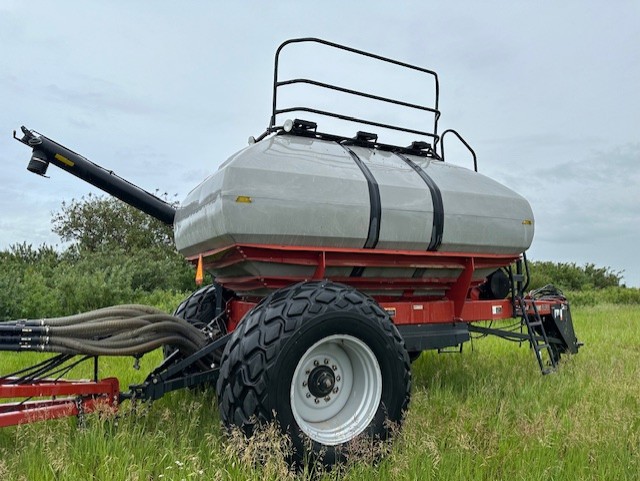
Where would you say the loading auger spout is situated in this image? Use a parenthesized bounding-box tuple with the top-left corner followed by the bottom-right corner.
(13, 126, 176, 225)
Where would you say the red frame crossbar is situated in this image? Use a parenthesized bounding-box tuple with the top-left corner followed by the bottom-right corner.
(0, 378, 119, 427)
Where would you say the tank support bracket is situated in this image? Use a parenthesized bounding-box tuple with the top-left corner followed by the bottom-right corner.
(448, 257, 475, 319)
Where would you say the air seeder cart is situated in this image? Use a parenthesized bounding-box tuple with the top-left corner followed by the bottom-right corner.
(1, 38, 580, 466)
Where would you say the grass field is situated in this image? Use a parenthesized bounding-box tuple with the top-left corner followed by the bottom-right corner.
(1, 304, 638, 480)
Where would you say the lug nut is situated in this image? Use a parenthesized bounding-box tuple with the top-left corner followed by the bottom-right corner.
(306, 393, 311, 398)
(324, 396, 331, 402)
(332, 365, 337, 371)
(314, 398, 320, 404)
(333, 387, 339, 394)
(305, 369, 310, 375)
(313, 360, 319, 366)
(302, 381, 307, 387)
(336, 375, 341, 382)
(324, 358, 329, 364)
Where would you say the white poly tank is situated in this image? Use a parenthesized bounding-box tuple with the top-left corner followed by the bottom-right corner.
(173, 134, 534, 293)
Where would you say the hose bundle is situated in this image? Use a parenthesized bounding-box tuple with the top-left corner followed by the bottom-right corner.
(0, 305, 209, 357)
(528, 284, 566, 301)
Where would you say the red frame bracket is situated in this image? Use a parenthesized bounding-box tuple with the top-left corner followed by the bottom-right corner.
(447, 257, 475, 319)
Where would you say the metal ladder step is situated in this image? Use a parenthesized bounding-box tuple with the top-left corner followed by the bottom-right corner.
(517, 296, 558, 374)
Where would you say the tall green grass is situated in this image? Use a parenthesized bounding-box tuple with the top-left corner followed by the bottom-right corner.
(1, 305, 638, 480)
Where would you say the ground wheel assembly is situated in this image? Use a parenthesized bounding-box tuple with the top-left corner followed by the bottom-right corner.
(216, 280, 411, 466)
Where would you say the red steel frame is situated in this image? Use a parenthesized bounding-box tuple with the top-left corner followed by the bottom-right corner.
(0, 377, 119, 428)
(1, 244, 557, 427)
(188, 243, 555, 331)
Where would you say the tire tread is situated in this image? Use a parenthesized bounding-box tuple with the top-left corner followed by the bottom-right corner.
(216, 281, 411, 436)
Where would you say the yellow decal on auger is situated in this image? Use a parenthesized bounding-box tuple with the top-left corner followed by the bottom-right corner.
(54, 153, 75, 167)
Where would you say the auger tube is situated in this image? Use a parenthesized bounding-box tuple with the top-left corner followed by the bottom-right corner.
(14, 126, 176, 225)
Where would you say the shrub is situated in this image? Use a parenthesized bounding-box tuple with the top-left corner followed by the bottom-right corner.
(0, 243, 194, 320)
(564, 287, 640, 307)
(527, 261, 623, 291)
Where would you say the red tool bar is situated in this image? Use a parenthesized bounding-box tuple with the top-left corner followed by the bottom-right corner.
(0, 378, 119, 398)
(0, 377, 119, 428)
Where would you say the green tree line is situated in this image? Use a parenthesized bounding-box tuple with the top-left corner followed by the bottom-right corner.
(0, 195, 638, 321)
(527, 260, 623, 291)
(0, 195, 198, 320)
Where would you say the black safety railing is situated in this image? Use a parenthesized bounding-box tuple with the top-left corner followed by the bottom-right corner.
(438, 129, 478, 172)
(266, 38, 441, 146)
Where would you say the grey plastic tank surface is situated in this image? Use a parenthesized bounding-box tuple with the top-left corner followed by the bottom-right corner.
(174, 134, 534, 293)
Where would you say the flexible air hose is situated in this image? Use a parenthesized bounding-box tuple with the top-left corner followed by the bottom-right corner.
(101, 321, 208, 346)
(0, 304, 212, 358)
(49, 316, 205, 342)
(47, 336, 198, 357)
(41, 305, 166, 326)
(66, 327, 206, 351)
(50, 334, 202, 352)
(48, 319, 151, 337)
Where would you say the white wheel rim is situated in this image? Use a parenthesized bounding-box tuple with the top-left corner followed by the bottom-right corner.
(290, 334, 382, 446)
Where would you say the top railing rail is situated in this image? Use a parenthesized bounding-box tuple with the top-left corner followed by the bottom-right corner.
(438, 129, 478, 172)
(268, 38, 441, 145)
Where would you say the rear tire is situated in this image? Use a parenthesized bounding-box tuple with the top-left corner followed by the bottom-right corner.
(164, 283, 231, 367)
(216, 281, 411, 467)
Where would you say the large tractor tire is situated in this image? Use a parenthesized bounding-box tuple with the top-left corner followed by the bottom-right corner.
(164, 283, 231, 368)
(216, 281, 411, 466)
(173, 284, 220, 326)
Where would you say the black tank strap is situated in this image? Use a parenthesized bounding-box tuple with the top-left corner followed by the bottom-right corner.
(395, 153, 444, 251)
(340, 145, 381, 277)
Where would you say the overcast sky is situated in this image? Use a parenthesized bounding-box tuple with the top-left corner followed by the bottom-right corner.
(1, 1, 638, 286)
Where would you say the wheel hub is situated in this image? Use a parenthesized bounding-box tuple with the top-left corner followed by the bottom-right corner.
(290, 334, 382, 446)
(307, 365, 335, 397)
